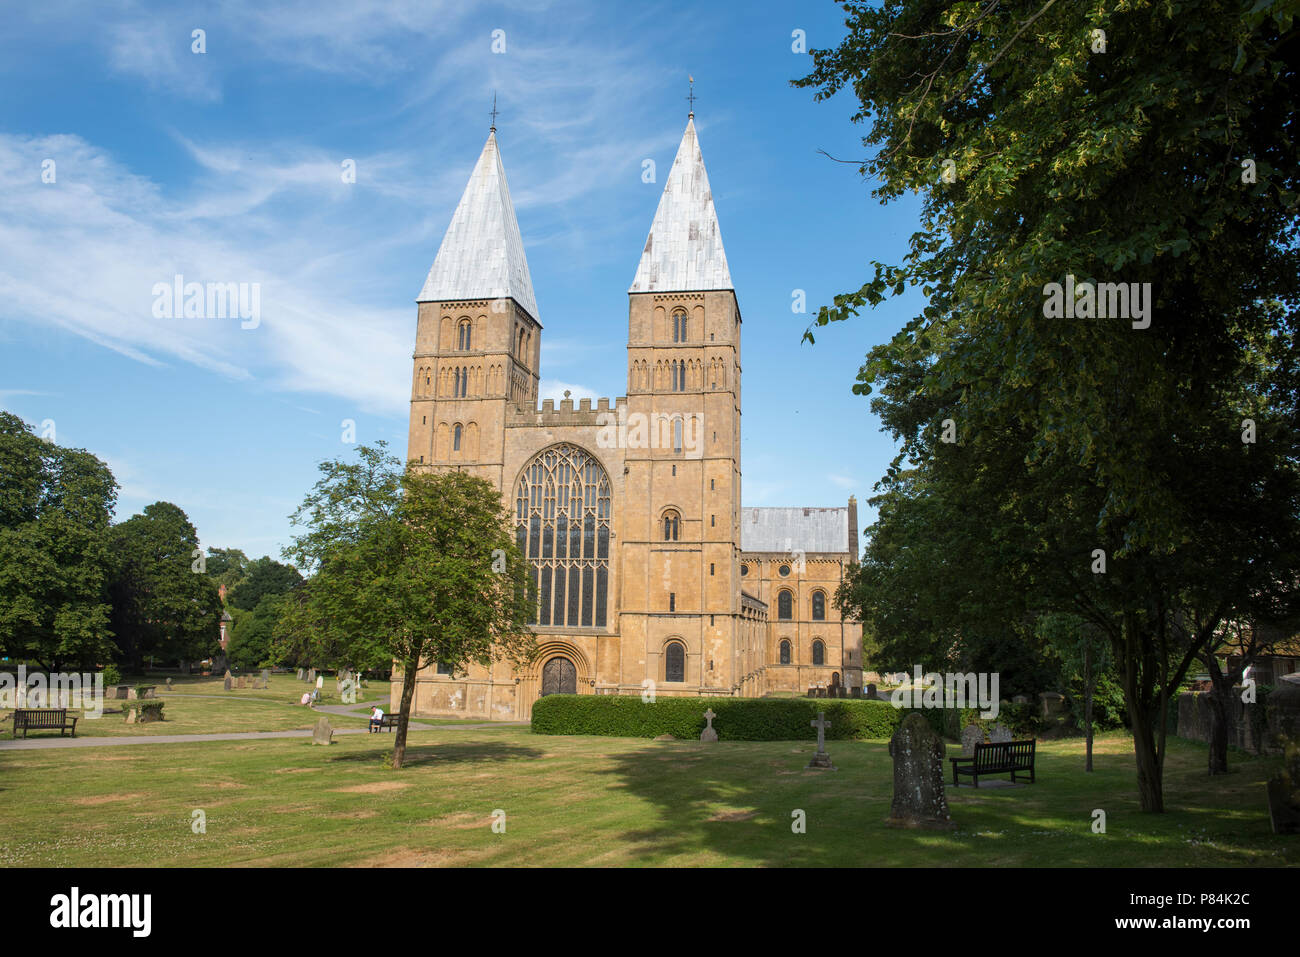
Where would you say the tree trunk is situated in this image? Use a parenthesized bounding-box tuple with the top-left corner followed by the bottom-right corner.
(391, 654, 420, 770)
(1204, 657, 1235, 775)
(1131, 707, 1165, 812)
(1084, 642, 1094, 773)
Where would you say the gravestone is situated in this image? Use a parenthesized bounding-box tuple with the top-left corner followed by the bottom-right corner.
(297, 668, 304, 681)
(961, 724, 985, 756)
(700, 708, 719, 743)
(1012, 694, 1028, 705)
(223, 670, 232, 692)
(887, 712, 952, 828)
(989, 723, 1013, 743)
(311, 717, 333, 746)
(252, 676, 267, 690)
(236, 676, 246, 689)
(1040, 691, 1066, 717)
(307, 668, 316, 683)
(165, 677, 173, 690)
(261, 669, 270, 685)
(807, 712, 836, 769)
(315, 675, 324, 691)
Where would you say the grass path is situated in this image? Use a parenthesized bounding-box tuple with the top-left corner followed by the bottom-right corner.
(0, 729, 1291, 867)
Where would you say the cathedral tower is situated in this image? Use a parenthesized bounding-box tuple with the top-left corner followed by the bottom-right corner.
(407, 128, 541, 490)
(620, 116, 746, 695)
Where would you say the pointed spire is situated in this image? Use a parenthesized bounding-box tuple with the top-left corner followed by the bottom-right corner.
(629, 117, 732, 294)
(417, 130, 540, 323)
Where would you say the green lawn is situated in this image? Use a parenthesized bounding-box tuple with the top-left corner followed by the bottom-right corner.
(0, 729, 1292, 867)
(129, 673, 390, 706)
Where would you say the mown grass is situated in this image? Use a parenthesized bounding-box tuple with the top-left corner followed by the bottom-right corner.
(0, 729, 1291, 867)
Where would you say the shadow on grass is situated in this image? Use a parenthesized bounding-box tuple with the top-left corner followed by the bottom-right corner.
(327, 740, 545, 769)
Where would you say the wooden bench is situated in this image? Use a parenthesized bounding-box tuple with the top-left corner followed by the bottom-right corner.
(12, 708, 78, 738)
(949, 740, 1036, 787)
(374, 713, 399, 732)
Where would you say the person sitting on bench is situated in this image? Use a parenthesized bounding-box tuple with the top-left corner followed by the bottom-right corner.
(369, 705, 385, 733)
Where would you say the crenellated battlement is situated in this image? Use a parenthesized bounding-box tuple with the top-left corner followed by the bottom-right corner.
(506, 396, 628, 428)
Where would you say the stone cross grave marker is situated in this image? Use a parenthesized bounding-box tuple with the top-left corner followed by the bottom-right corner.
(311, 717, 333, 746)
(989, 723, 1013, 743)
(887, 712, 952, 827)
(700, 708, 719, 743)
(806, 711, 836, 769)
(961, 724, 985, 756)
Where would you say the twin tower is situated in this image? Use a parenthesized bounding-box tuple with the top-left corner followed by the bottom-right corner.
(400, 114, 859, 721)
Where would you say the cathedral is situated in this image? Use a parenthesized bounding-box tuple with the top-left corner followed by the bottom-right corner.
(396, 110, 863, 721)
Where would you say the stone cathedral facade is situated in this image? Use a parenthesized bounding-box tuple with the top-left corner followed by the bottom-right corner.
(395, 114, 863, 721)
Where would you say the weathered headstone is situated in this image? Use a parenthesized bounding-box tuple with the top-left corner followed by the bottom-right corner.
(807, 711, 836, 769)
(961, 724, 985, 756)
(165, 677, 173, 690)
(989, 722, 1013, 743)
(311, 717, 333, 746)
(700, 708, 719, 743)
(223, 670, 232, 692)
(297, 668, 304, 681)
(887, 712, 952, 828)
(1040, 691, 1066, 717)
(261, 668, 271, 684)
(236, 676, 246, 689)
(315, 675, 324, 691)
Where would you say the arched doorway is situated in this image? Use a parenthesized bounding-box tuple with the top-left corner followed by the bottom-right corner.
(541, 656, 577, 696)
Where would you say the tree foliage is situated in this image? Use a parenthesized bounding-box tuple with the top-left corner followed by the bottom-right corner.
(284, 444, 535, 768)
(800, 0, 1300, 811)
(108, 502, 222, 669)
(0, 411, 117, 669)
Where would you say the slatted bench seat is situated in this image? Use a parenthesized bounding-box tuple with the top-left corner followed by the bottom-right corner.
(12, 708, 78, 738)
(376, 713, 399, 732)
(949, 740, 1036, 786)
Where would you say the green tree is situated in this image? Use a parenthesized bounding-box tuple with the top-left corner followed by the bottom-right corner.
(798, 1, 1300, 811)
(205, 547, 250, 592)
(226, 593, 287, 670)
(108, 502, 222, 671)
(284, 443, 535, 768)
(227, 556, 303, 611)
(0, 411, 117, 669)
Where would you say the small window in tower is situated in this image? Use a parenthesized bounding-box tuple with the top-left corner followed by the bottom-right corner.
(669, 592, 676, 612)
(458, 319, 472, 351)
(453, 424, 462, 452)
(663, 510, 679, 542)
(674, 419, 683, 454)
(422, 415, 426, 425)
(710, 563, 715, 576)
(710, 478, 715, 490)
(711, 514, 715, 527)
(740, 564, 748, 577)
(672, 464, 676, 476)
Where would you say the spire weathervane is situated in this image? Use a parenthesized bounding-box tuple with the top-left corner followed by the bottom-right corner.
(686, 76, 696, 117)
(490, 92, 499, 132)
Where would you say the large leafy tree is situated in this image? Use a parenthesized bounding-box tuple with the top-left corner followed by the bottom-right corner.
(108, 502, 222, 671)
(227, 556, 303, 612)
(284, 443, 535, 769)
(205, 547, 250, 592)
(0, 411, 117, 669)
(799, 1, 1300, 811)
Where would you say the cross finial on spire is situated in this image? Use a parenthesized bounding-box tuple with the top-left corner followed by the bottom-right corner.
(489, 92, 499, 132)
(686, 75, 696, 117)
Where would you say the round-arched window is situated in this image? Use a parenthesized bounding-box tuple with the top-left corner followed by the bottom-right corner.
(777, 590, 793, 620)
(812, 591, 825, 621)
(779, 640, 791, 665)
(812, 639, 825, 666)
(665, 642, 685, 682)
(515, 444, 611, 628)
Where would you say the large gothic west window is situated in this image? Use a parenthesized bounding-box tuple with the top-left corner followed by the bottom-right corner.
(515, 444, 611, 628)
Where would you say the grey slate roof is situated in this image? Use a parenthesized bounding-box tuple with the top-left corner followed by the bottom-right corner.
(740, 507, 849, 554)
(629, 118, 733, 294)
(417, 131, 540, 323)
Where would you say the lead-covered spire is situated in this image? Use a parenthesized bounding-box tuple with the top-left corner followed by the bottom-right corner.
(418, 131, 539, 323)
(629, 117, 733, 294)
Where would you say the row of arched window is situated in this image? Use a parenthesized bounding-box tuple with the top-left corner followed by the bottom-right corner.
(626, 357, 731, 393)
(776, 589, 827, 621)
(779, 639, 827, 666)
(412, 363, 514, 399)
(431, 421, 479, 459)
(437, 316, 478, 352)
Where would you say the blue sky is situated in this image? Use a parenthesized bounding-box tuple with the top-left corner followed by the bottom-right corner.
(0, 0, 925, 561)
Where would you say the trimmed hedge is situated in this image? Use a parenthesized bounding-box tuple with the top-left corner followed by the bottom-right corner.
(531, 694, 1043, 741)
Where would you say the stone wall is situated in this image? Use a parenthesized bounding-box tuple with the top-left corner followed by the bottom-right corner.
(1176, 684, 1300, 754)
